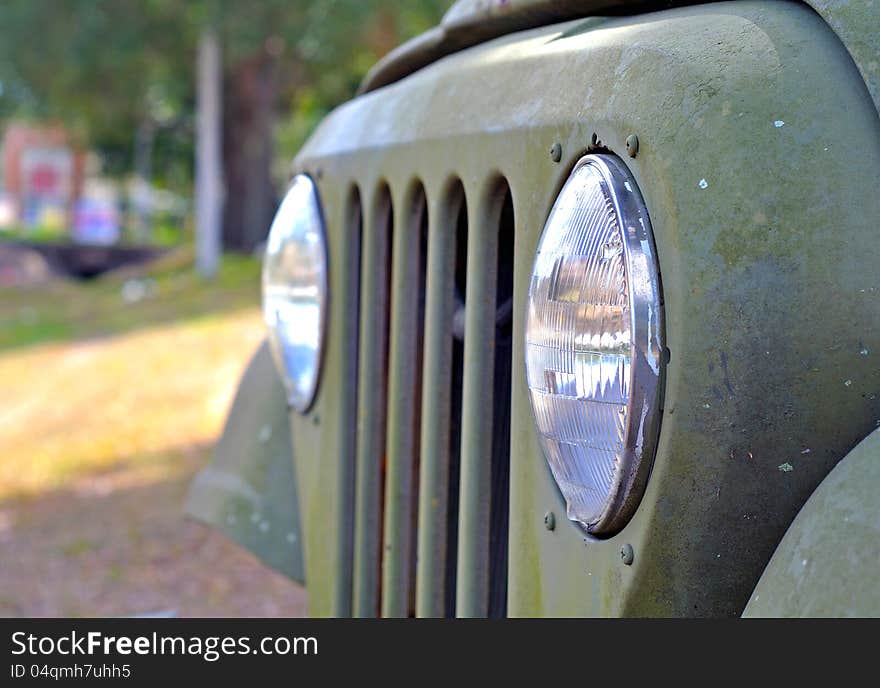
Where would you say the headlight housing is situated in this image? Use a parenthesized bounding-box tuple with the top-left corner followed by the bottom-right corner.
(262, 174, 328, 413)
(525, 154, 663, 536)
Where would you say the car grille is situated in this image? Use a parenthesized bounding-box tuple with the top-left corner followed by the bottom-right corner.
(347, 176, 516, 618)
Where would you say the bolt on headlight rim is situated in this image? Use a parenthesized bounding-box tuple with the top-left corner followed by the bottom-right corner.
(593, 153, 664, 537)
(525, 153, 664, 537)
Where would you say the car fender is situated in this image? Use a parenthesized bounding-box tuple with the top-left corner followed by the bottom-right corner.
(743, 428, 880, 617)
(186, 339, 305, 584)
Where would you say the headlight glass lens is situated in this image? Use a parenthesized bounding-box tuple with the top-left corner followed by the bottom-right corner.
(262, 174, 327, 412)
(525, 154, 663, 535)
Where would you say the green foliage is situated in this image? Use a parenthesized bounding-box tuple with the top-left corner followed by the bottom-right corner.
(275, 86, 327, 175)
(0, 0, 452, 181)
(0, 0, 195, 173)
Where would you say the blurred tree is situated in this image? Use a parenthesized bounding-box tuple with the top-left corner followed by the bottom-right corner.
(214, 0, 450, 250)
(0, 0, 450, 250)
(0, 0, 194, 175)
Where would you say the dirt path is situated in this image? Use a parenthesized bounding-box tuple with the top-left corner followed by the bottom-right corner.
(0, 262, 308, 617)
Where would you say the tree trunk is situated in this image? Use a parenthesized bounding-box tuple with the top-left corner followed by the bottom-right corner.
(195, 28, 223, 278)
(221, 51, 278, 253)
(132, 116, 155, 244)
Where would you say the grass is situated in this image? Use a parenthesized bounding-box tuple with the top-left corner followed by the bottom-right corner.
(0, 224, 69, 244)
(0, 219, 187, 249)
(0, 246, 262, 350)
(0, 250, 265, 499)
(0, 250, 307, 616)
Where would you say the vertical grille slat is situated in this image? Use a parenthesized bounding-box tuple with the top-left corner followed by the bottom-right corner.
(455, 181, 505, 617)
(488, 189, 515, 619)
(380, 185, 428, 617)
(352, 187, 393, 618)
(334, 186, 363, 617)
(415, 186, 466, 617)
(452, 181, 515, 618)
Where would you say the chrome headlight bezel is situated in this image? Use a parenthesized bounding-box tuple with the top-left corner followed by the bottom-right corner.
(525, 153, 664, 536)
(262, 173, 329, 413)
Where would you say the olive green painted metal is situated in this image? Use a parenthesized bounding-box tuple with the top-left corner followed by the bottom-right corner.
(352, 189, 393, 617)
(808, 0, 880, 114)
(361, 1, 692, 95)
(285, 177, 361, 617)
(415, 185, 464, 617)
(381, 185, 427, 617)
(186, 340, 305, 584)
(742, 428, 880, 617)
(455, 179, 505, 617)
(361, 1, 880, 119)
(334, 187, 361, 616)
(289, 0, 880, 616)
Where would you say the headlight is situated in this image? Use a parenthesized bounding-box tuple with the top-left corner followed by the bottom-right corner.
(262, 174, 328, 412)
(525, 154, 663, 536)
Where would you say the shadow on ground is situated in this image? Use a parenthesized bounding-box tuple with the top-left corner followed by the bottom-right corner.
(0, 444, 307, 618)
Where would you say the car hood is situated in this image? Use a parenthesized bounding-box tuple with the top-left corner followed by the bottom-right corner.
(359, 0, 686, 93)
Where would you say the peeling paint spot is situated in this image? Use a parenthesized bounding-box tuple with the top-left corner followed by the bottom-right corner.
(859, 347, 869, 356)
(844, 379, 852, 387)
(774, 120, 785, 128)
(801, 448, 811, 454)
(698, 178, 708, 189)
(778, 462, 794, 473)
(258, 424, 272, 443)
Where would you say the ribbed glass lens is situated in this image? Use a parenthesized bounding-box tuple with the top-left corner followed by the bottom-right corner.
(525, 155, 662, 534)
(262, 174, 327, 412)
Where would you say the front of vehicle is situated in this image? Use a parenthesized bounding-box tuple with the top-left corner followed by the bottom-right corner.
(190, 0, 880, 617)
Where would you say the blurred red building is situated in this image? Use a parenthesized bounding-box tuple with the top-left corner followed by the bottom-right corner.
(1, 123, 85, 228)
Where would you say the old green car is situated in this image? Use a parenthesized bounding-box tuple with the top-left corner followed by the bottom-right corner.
(187, 0, 880, 617)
